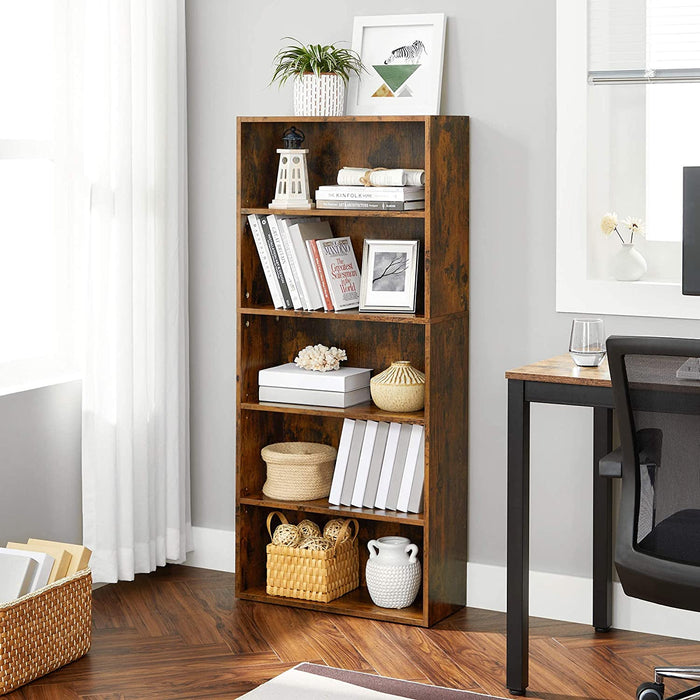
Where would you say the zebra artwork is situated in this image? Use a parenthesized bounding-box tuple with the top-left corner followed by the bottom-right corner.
(383, 39, 427, 65)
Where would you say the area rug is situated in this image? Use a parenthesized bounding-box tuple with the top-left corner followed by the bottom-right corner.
(240, 663, 508, 699)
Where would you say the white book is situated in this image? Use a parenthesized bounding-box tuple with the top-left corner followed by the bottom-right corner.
(397, 424, 425, 512)
(375, 422, 402, 509)
(314, 236, 361, 311)
(259, 363, 371, 391)
(407, 431, 426, 513)
(329, 419, 355, 505)
(276, 216, 309, 309)
(316, 185, 425, 202)
(247, 214, 284, 309)
(267, 215, 303, 309)
(0, 553, 37, 604)
(363, 421, 390, 508)
(259, 385, 370, 408)
(385, 423, 414, 510)
(287, 220, 334, 311)
(351, 420, 379, 507)
(0, 547, 54, 593)
(340, 420, 366, 506)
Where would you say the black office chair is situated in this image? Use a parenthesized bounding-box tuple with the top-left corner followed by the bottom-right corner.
(603, 336, 700, 700)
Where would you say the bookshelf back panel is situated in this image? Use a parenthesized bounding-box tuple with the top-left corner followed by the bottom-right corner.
(238, 314, 426, 402)
(238, 120, 426, 210)
(240, 215, 425, 311)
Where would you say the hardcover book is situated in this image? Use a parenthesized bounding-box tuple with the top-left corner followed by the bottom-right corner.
(259, 215, 293, 309)
(0, 553, 37, 604)
(267, 215, 303, 309)
(247, 214, 284, 309)
(316, 185, 425, 202)
(316, 200, 425, 211)
(258, 385, 370, 408)
(351, 420, 379, 507)
(286, 220, 334, 311)
(340, 420, 367, 506)
(314, 236, 361, 310)
(0, 547, 54, 592)
(306, 239, 334, 311)
(329, 419, 355, 505)
(258, 363, 371, 392)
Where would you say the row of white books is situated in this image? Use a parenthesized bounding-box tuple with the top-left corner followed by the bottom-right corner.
(248, 214, 361, 312)
(0, 538, 92, 604)
(329, 419, 424, 514)
(315, 185, 425, 212)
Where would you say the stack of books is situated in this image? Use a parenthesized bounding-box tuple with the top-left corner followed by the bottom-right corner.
(258, 363, 372, 408)
(0, 538, 92, 604)
(328, 419, 424, 513)
(247, 214, 361, 312)
(314, 185, 425, 212)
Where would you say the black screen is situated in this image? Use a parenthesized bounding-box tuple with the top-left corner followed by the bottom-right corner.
(683, 166, 700, 296)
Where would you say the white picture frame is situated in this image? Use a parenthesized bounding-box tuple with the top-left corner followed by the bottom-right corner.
(347, 13, 446, 116)
(359, 239, 420, 313)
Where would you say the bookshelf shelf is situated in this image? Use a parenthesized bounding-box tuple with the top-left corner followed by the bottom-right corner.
(236, 115, 469, 627)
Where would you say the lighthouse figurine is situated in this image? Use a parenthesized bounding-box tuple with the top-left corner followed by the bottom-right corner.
(269, 126, 314, 210)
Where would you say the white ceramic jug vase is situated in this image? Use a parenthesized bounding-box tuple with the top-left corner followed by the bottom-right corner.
(365, 536, 421, 609)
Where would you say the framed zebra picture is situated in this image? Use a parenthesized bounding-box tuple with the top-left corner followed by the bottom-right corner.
(347, 14, 446, 116)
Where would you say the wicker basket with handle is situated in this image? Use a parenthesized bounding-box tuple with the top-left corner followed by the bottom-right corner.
(0, 569, 92, 695)
(266, 512, 359, 603)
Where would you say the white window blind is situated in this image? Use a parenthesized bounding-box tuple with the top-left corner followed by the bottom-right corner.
(589, 0, 700, 83)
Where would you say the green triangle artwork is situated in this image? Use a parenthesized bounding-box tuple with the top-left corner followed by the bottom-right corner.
(372, 64, 421, 97)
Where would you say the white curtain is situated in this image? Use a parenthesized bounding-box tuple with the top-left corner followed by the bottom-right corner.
(69, 0, 191, 583)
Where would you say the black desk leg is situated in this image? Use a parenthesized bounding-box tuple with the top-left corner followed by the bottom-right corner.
(507, 379, 530, 695)
(592, 407, 613, 632)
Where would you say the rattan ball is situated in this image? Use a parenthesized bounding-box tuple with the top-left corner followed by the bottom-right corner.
(298, 536, 334, 551)
(272, 523, 301, 547)
(298, 519, 321, 539)
(323, 519, 350, 543)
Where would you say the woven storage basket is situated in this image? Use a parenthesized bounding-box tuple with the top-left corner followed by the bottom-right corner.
(266, 512, 359, 603)
(0, 569, 92, 695)
(261, 442, 337, 501)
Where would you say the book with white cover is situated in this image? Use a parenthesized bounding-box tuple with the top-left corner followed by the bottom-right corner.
(314, 236, 361, 310)
(363, 421, 390, 508)
(316, 185, 425, 201)
(0, 553, 37, 604)
(397, 424, 425, 512)
(385, 423, 414, 511)
(267, 215, 303, 309)
(0, 547, 54, 593)
(247, 214, 284, 309)
(329, 418, 355, 505)
(259, 363, 371, 392)
(374, 422, 402, 510)
(340, 420, 366, 506)
(259, 385, 370, 408)
(275, 216, 309, 309)
(351, 420, 379, 507)
(283, 218, 332, 311)
(407, 431, 426, 513)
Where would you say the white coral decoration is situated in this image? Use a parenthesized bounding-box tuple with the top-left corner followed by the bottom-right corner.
(294, 344, 347, 372)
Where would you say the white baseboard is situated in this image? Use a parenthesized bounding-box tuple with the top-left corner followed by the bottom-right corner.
(183, 531, 700, 642)
(467, 561, 700, 642)
(183, 526, 235, 573)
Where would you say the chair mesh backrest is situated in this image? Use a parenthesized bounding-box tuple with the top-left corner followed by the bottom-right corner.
(624, 354, 700, 566)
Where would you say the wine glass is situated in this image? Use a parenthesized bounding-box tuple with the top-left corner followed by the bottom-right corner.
(569, 319, 606, 367)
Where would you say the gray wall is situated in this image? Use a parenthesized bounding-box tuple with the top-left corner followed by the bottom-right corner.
(185, 0, 700, 581)
(0, 381, 82, 544)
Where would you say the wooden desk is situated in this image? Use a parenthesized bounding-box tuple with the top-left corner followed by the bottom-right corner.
(505, 355, 613, 695)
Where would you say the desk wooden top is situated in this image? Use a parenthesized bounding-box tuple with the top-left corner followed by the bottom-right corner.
(505, 354, 611, 387)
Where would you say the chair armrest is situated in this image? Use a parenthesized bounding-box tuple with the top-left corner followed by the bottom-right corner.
(599, 447, 623, 478)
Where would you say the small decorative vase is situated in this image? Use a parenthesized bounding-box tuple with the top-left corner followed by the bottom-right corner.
(365, 536, 421, 609)
(370, 361, 425, 413)
(612, 243, 647, 281)
(294, 73, 345, 116)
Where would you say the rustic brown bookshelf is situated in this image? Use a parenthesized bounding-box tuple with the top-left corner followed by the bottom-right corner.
(235, 115, 469, 627)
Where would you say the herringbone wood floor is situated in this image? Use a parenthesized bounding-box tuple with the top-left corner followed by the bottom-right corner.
(7, 565, 700, 699)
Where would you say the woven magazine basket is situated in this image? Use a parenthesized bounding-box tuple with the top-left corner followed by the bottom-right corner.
(261, 442, 337, 501)
(0, 569, 92, 695)
(266, 512, 359, 603)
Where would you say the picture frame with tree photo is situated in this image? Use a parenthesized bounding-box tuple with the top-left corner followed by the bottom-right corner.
(359, 239, 419, 313)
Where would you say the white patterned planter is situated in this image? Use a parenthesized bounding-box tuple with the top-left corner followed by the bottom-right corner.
(294, 73, 345, 117)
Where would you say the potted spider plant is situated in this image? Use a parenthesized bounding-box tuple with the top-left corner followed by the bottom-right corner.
(271, 37, 365, 116)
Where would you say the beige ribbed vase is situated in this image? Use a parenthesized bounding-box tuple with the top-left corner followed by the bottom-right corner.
(370, 361, 425, 413)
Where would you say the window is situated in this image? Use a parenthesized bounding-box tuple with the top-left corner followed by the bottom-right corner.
(0, 1, 78, 392)
(557, 0, 700, 319)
